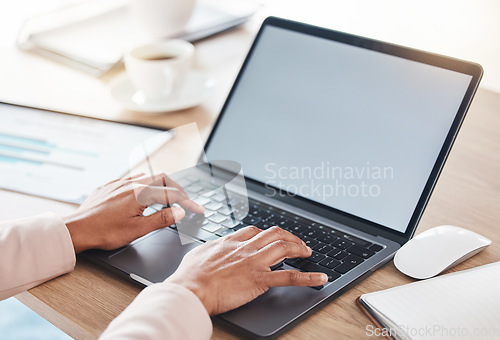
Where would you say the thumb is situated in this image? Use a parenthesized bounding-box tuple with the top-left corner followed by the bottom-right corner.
(143, 206, 186, 231)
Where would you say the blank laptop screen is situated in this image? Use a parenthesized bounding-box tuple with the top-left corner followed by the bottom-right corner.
(205, 25, 472, 233)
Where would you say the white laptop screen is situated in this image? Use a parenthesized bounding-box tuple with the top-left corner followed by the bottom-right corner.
(205, 25, 473, 233)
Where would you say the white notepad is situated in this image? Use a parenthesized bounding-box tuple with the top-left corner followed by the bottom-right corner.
(358, 261, 500, 340)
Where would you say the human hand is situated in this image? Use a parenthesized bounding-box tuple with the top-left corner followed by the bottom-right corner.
(165, 226, 328, 316)
(63, 173, 204, 253)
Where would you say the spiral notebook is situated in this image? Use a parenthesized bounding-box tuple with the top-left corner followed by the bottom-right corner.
(357, 261, 500, 340)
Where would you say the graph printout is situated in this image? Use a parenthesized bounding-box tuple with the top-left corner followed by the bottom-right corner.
(0, 104, 171, 203)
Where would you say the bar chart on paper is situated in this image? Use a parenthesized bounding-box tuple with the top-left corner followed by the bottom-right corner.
(0, 103, 172, 203)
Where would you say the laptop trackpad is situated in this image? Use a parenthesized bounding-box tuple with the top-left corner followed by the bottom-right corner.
(107, 228, 200, 283)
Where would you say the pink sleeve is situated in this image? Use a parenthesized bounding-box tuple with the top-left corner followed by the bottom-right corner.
(100, 283, 213, 340)
(0, 213, 76, 300)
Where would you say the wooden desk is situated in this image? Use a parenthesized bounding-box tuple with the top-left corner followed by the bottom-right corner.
(3, 21, 500, 340)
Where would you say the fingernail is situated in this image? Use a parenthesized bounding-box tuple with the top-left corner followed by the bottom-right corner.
(172, 206, 185, 222)
(320, 273, 328, 282)
(306, 246, 312, 252)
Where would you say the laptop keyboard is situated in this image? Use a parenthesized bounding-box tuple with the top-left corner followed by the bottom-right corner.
(146, 177, 385, 289)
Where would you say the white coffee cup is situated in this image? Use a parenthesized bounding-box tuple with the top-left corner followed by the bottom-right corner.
(130, 0, 197, 38)
(124, 40, 194, 99)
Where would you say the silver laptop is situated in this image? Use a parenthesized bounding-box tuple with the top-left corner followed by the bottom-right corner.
(85, 17, 483, 338)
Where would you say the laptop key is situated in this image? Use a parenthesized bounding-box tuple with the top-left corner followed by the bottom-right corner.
(233, 223, 248, 231)
(142, 206, 158, 216)
(319, 258, 341, 269)
(205, 201, 223, 211)
(265, 214, 282, 223)
(217, 206, 233, 216)
(192, 196, 211, 206)
(243, 215, 262, 225)
(249, 207, 269, 218)
(275, 219, 290, 228)
(342, 234, 371, 247)
(284, 258, 306, 268)
(302, 237, 319, 247)
(347, 244, 375, 259)
(331, 239, 353, 250)
(222, 219, 240, 228)
(312, 243, 325, 252)
(149, 203, 164, 211)
(369, 244, 384, 252)
(260, 213, 276, 222)
(317, 234, 337, 244)
(334, 254, 364, 274)
(330, 249, 349, 260)
(270, 261, 284, 271)
(203, 210, 215, 218)
(315, 244, 333, 254)
(202, 222, 222, 233)
(208, 214, 227, 224)
(301, 228, 323, 239)
(212, 193, 227, 202)
(201, 190, 216, 197)
(288, 223, 307, 234)
(343, 254, 364, 265)
(307, 251, 325, 263)
(300, 261, 341, 282)
(257, 222, 273, 230)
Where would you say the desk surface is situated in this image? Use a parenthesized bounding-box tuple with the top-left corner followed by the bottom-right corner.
(3, 17, 500, 340)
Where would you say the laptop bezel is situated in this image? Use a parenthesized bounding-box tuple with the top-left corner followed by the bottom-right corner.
(201, 16, 483, 246)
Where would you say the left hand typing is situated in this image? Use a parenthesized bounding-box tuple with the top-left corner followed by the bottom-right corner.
(64, 173, 204, 253)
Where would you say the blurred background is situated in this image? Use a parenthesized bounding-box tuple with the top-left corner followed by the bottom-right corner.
(0, 0, 499, 119)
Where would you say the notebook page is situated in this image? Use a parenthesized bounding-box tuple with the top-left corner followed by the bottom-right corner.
(361, 261, 500, 340)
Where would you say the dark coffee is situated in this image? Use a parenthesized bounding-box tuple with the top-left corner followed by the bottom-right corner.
(142, 54, 177, 61)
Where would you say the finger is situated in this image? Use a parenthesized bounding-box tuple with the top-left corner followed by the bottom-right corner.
(264, 270, 328, 287)
(174, 193, 205, 214)
(247, 226, 305, 249)
(134, 185, 184, 205)
(134, 185, 203, 213)
(159, 176, 204, 213)
(227, 225, 263, 242)
(156, 176, 203, 213)
(141, 206, 186, 233)
(256, 240, 311, 265)
(133, 177, 204, 214)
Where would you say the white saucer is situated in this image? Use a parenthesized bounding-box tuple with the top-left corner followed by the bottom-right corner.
(110, 71, 216, 113)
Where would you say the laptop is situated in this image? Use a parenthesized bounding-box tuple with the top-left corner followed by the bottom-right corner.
(85, 17, 483, 338)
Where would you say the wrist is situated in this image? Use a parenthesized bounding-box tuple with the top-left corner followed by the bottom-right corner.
(63, 213, 94, 253)
(164, 275, 214, 315)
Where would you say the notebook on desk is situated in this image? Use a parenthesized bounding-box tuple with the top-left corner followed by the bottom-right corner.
(357, 261, 500, 340)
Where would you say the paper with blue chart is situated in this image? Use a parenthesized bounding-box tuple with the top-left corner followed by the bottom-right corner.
(0, 103, 171, 204)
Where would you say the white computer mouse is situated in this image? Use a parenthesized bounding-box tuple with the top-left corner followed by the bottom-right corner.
(394, 225, 491, 279)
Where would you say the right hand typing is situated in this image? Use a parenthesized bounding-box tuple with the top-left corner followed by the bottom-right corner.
(165, 226, 328, 316)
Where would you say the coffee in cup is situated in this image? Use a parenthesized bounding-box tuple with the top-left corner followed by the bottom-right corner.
(124, 40, 195, 99)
